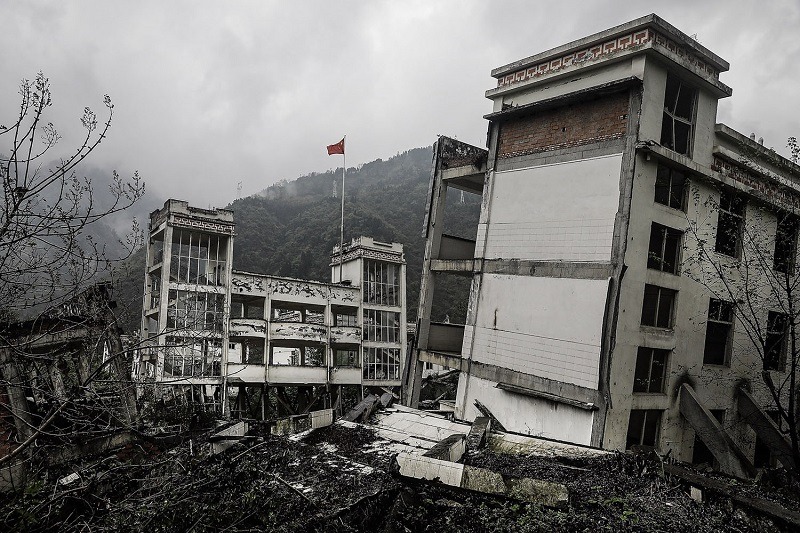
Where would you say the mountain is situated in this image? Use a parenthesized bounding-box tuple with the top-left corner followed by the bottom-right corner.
(114, 146, 481, 333)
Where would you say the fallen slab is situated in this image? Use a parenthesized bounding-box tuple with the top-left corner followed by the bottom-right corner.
(394, 452, 568, 507)
(423, 434, 466, 462)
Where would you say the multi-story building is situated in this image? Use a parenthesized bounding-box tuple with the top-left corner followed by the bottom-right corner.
(136, 200, 406, 416)
(407, 14, 800, 476)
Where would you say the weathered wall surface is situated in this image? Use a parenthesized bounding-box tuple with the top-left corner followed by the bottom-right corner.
(496, 93, 629, 159)
(467, 274, 608, 389)
(456, 373, 594, 444)
(477, 154, 623, 262)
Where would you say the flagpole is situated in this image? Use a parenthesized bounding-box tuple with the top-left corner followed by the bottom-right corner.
(339, 136, 346, 283)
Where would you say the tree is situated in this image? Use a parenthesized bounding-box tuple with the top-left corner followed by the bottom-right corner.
(682, 136, 800, 471)
(0, 73, 144, 472)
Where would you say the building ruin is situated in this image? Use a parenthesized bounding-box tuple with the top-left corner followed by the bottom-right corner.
(135, 199, 406, 417)
(406, 14, 800, 476)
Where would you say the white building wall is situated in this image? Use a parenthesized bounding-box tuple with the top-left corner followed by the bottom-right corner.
(477, 154, 623, 261)
(457, 374, 594, 444)
(467, 274, 608, 389)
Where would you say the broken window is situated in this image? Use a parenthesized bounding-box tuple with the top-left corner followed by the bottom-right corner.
(626, 409, 662, 449)
(334, 348, 359, 367)
(660, 74, 696, 156)
(166, 289, 224, 332)
(241, 339, 265, 364)
(363, 309, 400, 343)
(334, 307, 359, 327)
(363, 347, 400, 380)
(640, 284, 676, 328)
(169, 230, 227, 285)
(162, 337, 222, 377)
(363, 260, 400, 306)
(648, 223, 682, 274)
(774, 213, 798, 273)
(633, 347, 668, 393)
(714, 190, 746, 257)
(703, 298, 734, 365)
(764, 311, 788, 371)
(654, 163, 688, 210)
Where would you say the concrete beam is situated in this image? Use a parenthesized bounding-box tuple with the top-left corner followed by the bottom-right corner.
(422, 434, 466, 462)
(736, 389, 796, 470)
(496, 383, 598, 411)
(679, 384, 755, 478)
(467, 417, 491, 451)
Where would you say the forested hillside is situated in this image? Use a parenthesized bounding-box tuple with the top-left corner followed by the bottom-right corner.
(115, 146, 481, 333)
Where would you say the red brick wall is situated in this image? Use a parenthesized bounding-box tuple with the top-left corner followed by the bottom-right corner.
(497, 91, 630, 159)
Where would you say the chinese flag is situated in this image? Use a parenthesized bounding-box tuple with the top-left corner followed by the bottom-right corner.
(327, 138, 345, 155)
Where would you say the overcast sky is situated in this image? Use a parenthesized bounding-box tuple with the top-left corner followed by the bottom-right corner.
(1, 1, 798, 211)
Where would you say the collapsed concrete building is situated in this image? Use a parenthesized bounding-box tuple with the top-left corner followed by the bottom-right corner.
(406, 14, 800, 476)
(135, 200, 406, 416)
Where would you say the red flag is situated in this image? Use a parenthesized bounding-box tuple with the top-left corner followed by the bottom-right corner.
(327, 138, 345, 155)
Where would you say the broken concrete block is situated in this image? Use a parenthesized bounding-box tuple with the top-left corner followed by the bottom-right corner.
(461, 465, 505, 495)
(467, 417, 490, 451)
(342, 394, 379, 422)
(423, 434, 466, 462)
(690, 486, 703, 503)
(396, 453, 465, 487)
(271, 416, 310, 436)
(506, 477, 569, 508)
(310, 408, 334, 429)
(211, 421, 248, 454)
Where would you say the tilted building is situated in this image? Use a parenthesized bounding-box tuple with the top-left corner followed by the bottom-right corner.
(136, 200, 406, 416)
(407, 14, 800, 476)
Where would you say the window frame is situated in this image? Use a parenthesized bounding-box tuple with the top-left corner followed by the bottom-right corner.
(714, 190, 746, 258)
(654, 163, 688, 211)
(633, 347, 669, 394)
(640, 284, 677, 329)
(703, 298, 734, 366)
(774, 213, 798, 274)
(626, 409, 662, 449)
(764, 311, 788, 371)
(660, 74, 697, 156)
(647, 222, 683, 274)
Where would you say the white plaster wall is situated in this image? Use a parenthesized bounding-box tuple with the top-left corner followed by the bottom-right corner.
(468, 274, 608, 389)
(458, 374, 594, 444)
(478, 154, 623, 261)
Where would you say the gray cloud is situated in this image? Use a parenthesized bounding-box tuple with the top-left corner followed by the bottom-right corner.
(1, 1, 797, 210)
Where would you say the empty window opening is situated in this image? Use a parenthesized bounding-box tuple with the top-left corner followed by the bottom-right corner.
(703, 298, 734, 365)
(774, 213, 798, 273)
(660, 74, 697, 155)
(641, 284, 677, 328)
(654, 163, 688, 211)
(633, 347, 668, 393)
(334, 348, 359, 367)
(230, 295, 265, 319)
(626, 409, 662, 449)
(715, 190, 746, 257)
(362, 347, 400, 381)
(363, 260, 400, 306)
(764, 311, 788, 371)
(648, 222, 683, 274)
(363, 309, 401, 343)
(333, 306, 359, 327)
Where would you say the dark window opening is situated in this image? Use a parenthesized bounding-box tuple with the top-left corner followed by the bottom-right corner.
(703, 299, 734, 365)
(641, 284, 677, 328)
(654, 163, 688, 211)
(648, 222, 683, 274)
(661, 74, 697, 156)
(334, 348, 359, 367)
(765, 311, 788, 371)
(633, 347, 668, 393)
(626, 409, 662, 449)
(714, 190, 746, 257)
(774, 214, 798, 273)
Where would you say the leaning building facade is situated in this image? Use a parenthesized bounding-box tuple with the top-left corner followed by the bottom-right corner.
(407, 14, 800, 476)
